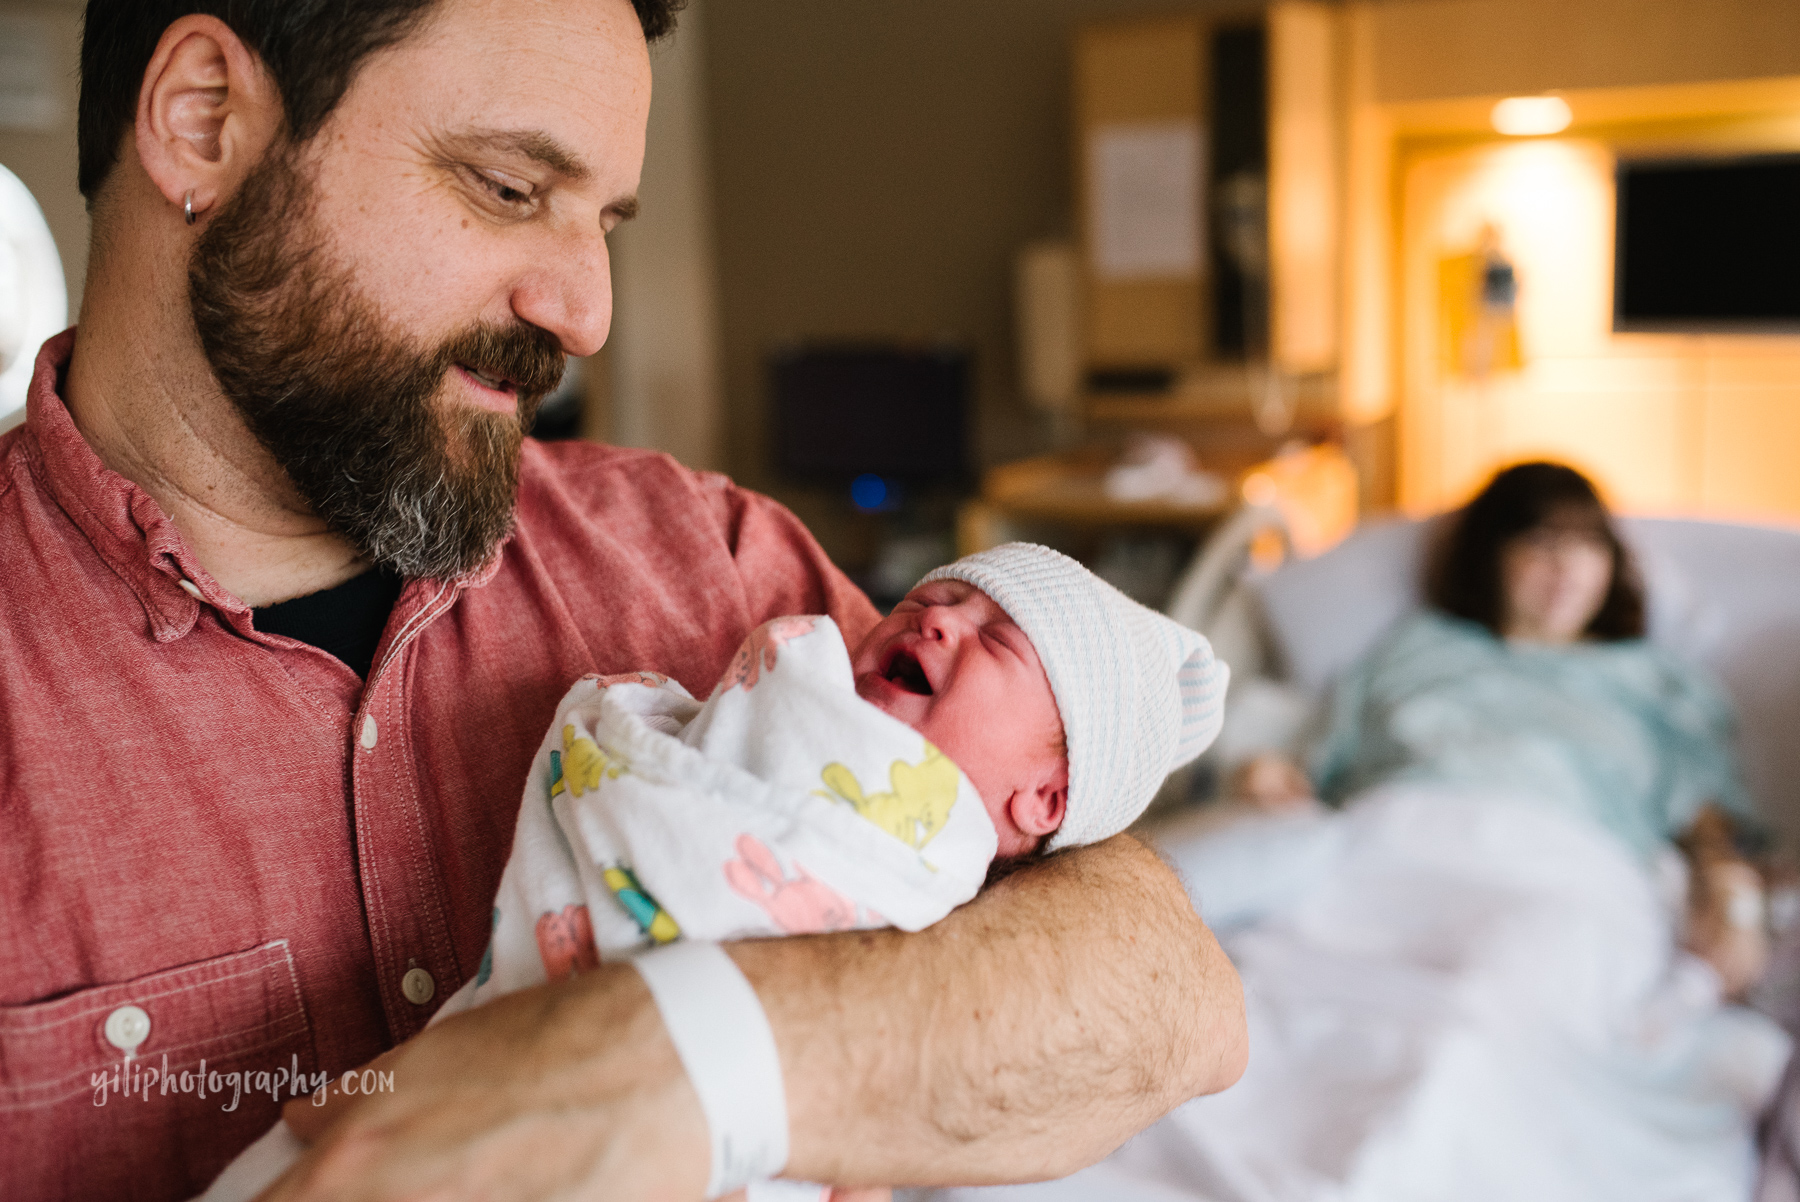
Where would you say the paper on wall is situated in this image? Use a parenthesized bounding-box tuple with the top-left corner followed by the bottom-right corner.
(1087, 121, 1204, 281)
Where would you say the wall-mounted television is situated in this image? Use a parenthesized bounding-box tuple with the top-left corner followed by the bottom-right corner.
(1615, 153, 1800, 331)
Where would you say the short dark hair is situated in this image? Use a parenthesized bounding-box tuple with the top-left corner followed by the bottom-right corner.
(77, 0, 684, 201)
(1426, 460, 1646, 641)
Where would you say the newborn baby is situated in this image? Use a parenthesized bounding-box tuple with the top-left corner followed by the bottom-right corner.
(201, 542, 1227, 1202)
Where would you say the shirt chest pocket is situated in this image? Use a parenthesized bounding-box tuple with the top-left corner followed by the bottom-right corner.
(0, 941, 317, 1200)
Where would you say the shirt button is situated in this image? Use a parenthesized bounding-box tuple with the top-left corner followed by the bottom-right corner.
(177, 579, 203, 599)
(401, 967, 436, 1005)
(103, 1005, 151, 1054)
(360, 715, 378, 750)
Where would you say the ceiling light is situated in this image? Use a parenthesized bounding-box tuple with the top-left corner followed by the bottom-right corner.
(1491, 96, 1573, 136)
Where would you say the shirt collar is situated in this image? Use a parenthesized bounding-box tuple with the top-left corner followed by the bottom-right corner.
(20, 330, 502, 642)
(24, 330, 217, 642)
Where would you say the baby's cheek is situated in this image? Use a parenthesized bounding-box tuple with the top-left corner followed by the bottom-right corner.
(908, 707, 964, 761)
(979, 790, 1013, 835)
(916, 721, 997, 811)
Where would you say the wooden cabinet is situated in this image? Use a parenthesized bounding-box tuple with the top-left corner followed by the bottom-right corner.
(1073, 18, 1209, 368)
(1073, 3, 1346, 381)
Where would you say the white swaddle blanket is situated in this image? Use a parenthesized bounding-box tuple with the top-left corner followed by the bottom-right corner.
(200, 615, 997, 1202)
(476, 612, 998, 988)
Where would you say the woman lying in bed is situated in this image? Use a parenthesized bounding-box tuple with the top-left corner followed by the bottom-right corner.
(1241, 460, 1770, 995)
(932, 462, 1792, 1202)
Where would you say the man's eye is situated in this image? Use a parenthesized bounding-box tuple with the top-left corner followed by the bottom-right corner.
(470, 169, 534, 208)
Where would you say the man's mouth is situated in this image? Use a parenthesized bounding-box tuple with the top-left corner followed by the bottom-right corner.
(454, 363, 525, 415)
(459, 363, 518, 395)
(881, 646, 933, 696)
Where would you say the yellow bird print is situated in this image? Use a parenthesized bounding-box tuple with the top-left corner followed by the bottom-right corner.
(819, 743, 961, 850)
(551, 723, 626, 799)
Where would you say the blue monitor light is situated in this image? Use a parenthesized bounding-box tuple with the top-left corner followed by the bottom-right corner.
(851, 473, 891, 512)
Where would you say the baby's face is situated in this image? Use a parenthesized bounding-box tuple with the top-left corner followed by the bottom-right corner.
(851, 579, 1068, 856)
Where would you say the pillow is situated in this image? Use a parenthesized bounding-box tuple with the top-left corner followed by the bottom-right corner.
(1626, 518, 1800, 839)
(1251, 518, 1429, 693)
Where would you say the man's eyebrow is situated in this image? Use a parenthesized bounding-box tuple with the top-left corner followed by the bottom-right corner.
(449, 127, 593, 181)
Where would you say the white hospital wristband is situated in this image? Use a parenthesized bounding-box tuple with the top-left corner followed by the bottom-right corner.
(632, 940, 790, 1198)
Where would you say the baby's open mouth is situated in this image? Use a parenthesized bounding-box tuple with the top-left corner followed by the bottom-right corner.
(883, 647, 933, 696)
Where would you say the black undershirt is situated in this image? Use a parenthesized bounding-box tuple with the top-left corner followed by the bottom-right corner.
(254, 566, 404, 680)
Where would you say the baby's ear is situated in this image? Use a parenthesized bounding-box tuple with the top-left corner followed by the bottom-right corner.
(1010, 777, 1068, 839)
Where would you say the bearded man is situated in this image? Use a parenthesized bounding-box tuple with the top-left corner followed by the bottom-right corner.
(0, 2, 1247, 1199)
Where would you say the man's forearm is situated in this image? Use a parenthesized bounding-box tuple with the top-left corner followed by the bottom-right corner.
(276, 834, 1243, 1200)
(736, 832, 1246, 1187)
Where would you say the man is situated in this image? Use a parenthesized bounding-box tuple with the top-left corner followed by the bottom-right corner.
(0, 1, 1247, 1199)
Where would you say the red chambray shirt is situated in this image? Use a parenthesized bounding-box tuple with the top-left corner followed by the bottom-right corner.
(0, 331, 880, 1201)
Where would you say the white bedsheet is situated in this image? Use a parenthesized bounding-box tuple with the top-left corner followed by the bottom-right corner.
(925, 789, 1791, 1202)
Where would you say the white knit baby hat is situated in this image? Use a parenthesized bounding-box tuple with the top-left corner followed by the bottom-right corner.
(921, 542, 1228, 850)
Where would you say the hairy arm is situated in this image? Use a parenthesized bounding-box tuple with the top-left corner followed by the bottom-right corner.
(766, 832, 1245, 1186)
(274, 834, 1244, 1199)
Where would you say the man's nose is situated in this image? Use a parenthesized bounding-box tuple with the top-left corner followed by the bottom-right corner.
(509, 227, 613, 358)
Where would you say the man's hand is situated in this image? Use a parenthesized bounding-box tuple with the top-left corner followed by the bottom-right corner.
(265, 834, 1244, 1199)
(262, 967, 709, 1201)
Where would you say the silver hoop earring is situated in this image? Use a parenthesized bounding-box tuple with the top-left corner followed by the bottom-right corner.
(184, 191, 196, 226)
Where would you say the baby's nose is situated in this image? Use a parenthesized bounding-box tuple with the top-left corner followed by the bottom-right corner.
(919, 606, 958, 640)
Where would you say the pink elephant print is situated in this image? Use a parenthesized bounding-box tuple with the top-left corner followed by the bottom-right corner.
(535, 904, 601, 981)
(718, 616, 819, 693)
(724, 834, 857, 934)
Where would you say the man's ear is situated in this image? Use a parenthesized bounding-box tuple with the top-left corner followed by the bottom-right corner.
(133, 16, 281, 224)
(1008, 777, 1069, 840)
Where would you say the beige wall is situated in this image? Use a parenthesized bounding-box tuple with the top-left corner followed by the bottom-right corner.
(0, 1, 86, 318)
(1395, 127, 1800, 524)
(702, 0, 1253, 560)
(1337, 0, 1800, 514)
(1368, 0, 1800, 105)
(605, 0, 724, 471)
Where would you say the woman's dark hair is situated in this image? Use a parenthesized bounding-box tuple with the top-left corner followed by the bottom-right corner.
(1426, 461, 1646, 640)
(77, 0, 684, 201)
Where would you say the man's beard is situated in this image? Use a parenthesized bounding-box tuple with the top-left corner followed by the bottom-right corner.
(187, 142, 566, 581)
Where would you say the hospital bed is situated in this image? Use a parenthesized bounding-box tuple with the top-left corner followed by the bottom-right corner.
(912, 509, 1800, 1202)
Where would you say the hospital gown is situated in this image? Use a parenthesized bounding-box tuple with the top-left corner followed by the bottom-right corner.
(1311, 610, 1752, 860)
